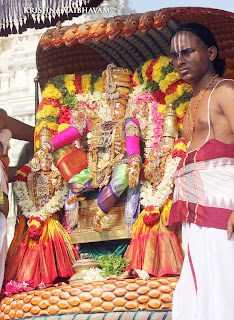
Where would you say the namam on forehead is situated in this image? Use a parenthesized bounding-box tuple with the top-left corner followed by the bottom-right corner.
(170, 30, 215, 84)
(171, 31, 205, 53)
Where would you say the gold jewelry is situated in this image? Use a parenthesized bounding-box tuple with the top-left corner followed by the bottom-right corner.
(114, 81, 132, 88)
(71, 120, 87, 136)
(125, 121, 140, 137)
(115, 87, 131, 96)
(110, 97, 128, 107)
(102, 67, 132, 78)
(39, 124, 52, 148)
(88, 118, 126, 188)
(103, 64, 132, 100)
(128, 154, 142, 164)
(112, 74, 131, 82)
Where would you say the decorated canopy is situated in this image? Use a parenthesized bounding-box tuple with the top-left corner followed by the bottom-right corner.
(36, 6, 234, 90)
(0, 0, 104, 37)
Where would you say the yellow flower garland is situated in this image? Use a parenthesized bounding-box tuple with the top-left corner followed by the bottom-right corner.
(165, 83, 193, 105)
(64, 74, 76, 95)
(82, 74, 91, 93)
(176, 101, 189, 118)
(157, 104, 168, 115)
(174, 141, 187, 152)
(58, 123, 70, 133)
(142, 59, 153, 82)
(159, 72, 180, 93)
(41, 84, 63, 102)
(36, 105, 60, 120)
(152, 56, 170, 83)
(133, 71, 140, 86)
(94, 77, 104, 92)
(177, 83, 193, 96)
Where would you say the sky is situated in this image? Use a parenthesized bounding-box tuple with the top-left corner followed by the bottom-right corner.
(130, 0, 234, 13)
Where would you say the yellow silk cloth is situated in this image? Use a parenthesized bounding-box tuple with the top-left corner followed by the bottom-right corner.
(125, 199, 183, 277)
(4, 217, 77, 285)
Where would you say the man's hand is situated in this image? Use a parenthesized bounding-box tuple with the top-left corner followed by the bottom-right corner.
(227, 210, 234, 240)
(126, 160, 140, 188)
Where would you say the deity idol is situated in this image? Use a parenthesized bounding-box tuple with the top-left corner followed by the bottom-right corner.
(4, 126, 78, 286)
(125, 106, 184, 278)
(36, 64, 142, 233)
(145, 105, 178, 187)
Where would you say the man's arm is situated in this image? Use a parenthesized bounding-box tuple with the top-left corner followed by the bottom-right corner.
(8, 166, 21, 183)
(217, 80, 234, 133)
(217, 80, 234, 239)
(6, 116, 34, 142)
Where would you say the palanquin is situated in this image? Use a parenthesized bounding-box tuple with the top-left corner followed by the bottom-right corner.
(1, 6, 233, 320)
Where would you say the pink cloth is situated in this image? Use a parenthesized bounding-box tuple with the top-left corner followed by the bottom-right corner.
(126, 136, 140, 157)
(51, 126, 84, 150)
(125, 118, 140, 157)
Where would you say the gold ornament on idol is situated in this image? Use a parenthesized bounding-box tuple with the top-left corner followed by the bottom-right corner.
(187, 74, 218, 139)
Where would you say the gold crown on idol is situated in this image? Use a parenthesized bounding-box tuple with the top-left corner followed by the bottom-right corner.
(102, 64, 132, 105)
(39, 124, 52, 148)
(162, 105, 178, 139)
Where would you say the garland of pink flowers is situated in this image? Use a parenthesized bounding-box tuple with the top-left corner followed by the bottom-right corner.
(2, 280, 52, 298)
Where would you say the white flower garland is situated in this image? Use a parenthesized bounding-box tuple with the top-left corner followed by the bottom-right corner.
(140, 154, 181, 209)
(13, 179, 69, 221)
(76, 91, 111, 121)
(134, 269, 150, 280)
(83, 268, 104, 282)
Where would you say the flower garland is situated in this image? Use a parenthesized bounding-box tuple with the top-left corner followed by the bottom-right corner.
(41, 84, 63, 102)
(35, 73, 104, 149)
(83, 268, 104, 282)
(28, 216, 44, 239)
(172, 138, 187, 158)
(2, 280, 52, 298)
(142, 205, 160, 226)
(75, 91, 111, 121)
(131, 56, 193, 137)
(14, 165, 31, 182)
(58, 105, 72, 124)
(126, 91, 164, 159)
(140, 155, 180, 208)
(14, 176, 68, 221)
(140, 139, 188, 209)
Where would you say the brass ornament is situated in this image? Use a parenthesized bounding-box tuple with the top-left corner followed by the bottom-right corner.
(39, 124, 53, 148)
(162, 104, 178, 139)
